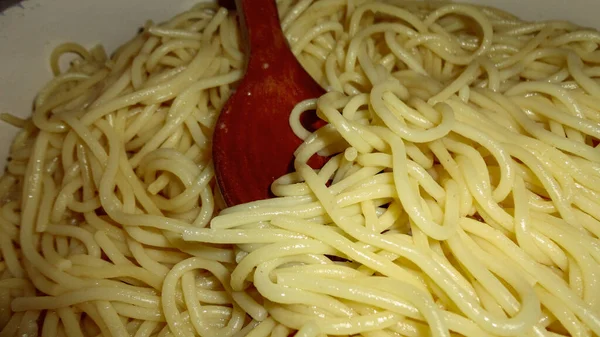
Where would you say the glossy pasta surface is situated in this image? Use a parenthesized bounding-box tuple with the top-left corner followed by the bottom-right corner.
(1, 1, 600, 336)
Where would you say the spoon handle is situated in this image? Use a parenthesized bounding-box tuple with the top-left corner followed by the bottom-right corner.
(235, 0, 292, 70)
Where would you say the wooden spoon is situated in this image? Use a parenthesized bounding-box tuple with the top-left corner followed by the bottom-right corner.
(213, 0, 326, 206)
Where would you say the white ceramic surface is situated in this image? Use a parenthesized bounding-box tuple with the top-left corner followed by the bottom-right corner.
(1, 0, 598, 169)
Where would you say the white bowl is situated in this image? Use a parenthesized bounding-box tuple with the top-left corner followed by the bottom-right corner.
(1, 0, 599, 168)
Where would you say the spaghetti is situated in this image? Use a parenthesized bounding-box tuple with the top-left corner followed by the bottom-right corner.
(1, 0, 600, 336)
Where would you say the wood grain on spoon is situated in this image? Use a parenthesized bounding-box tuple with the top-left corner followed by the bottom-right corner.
(213, 0, 326, 206)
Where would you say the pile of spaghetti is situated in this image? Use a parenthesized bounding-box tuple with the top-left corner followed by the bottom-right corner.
(1, 0, 600, 336)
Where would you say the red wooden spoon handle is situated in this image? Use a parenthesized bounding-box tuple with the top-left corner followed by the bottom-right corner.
(213, 0, 326, 206)
(238, 0, 289, 59)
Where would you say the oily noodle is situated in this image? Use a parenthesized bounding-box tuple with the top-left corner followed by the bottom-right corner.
(1, 0, 600, 336)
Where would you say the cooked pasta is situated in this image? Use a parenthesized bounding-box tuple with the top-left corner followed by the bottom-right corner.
(1, 0, 600, 336)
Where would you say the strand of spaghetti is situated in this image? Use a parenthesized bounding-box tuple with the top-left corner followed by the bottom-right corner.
(512, 96, 600, 139)
(56, 307, 85, 337)
(513, 176, 555, 265)
(33, 70, 109, 133)
(95, 301, 129, 337)
(371, 81, 454, 143)
(504, 144, 579, 226)
(67, 265, 162, 290)
(92, 119, 189, 233)
(345, 23, 418, 73)
(128, 70, 242, 167)
(460, 218, 600, 334)
(79, 42, 220, 125)
(18, 132, 89, 291)
(111, 303, 163, 321)
(277, 274, 449, 336)
(254, 257, 367, 317)
(11, 287, 160, 311)
(528, 216, 599, 309)
(44, 224, 101, 258)
(265, 301, 402, 336)
(298, 159, 540, 335)
(452, 122, 515, 202)
(484, 89, 599, 161)
(428, 61, 481, 104)
(182, 271, 246, 336)
(446, 232, 539, 319)
(372, 128, 455, 239)
(40, 234, 71, 270)
(162, 257, 233, 337)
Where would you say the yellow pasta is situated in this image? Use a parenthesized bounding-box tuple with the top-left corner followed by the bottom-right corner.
(1, 0, 600, 336)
